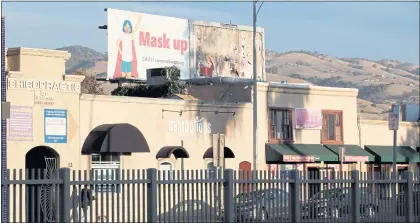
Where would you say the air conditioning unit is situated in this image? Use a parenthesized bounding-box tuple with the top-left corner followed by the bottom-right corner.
(147, 68, 169, 86)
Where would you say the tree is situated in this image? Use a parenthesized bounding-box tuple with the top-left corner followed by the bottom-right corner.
(111, 66, 184, 98)
(73, 70, 104, 95)
(165, 66, 184, 97)
(271, 66, 278, 74)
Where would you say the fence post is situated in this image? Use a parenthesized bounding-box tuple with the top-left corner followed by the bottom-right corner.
(290, 169, 301, 223)
(405, 171, 413, 223)
(351, 170, 360, 223)
(147, 168, 157, 223)
(59, 168, 70, 223)
(223, 169, 234, 223)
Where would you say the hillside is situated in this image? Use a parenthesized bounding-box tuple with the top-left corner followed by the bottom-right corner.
(59, 46, 419, 120)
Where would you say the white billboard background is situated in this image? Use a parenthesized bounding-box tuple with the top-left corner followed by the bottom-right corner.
(107, 9, 190, 80)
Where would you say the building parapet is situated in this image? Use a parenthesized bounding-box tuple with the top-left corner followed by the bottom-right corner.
(63, 74, 85, 83)
(7, 47, 71, 60)
(360, 118, 420, 126)
(266, 82, 359, 97)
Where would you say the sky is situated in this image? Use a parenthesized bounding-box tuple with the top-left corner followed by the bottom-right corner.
(2, 1, 419, 64)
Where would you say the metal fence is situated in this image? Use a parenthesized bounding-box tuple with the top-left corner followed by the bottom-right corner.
(1, 168, 420, 222)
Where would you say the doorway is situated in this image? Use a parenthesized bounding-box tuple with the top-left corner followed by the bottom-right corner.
(25, 146, 60, 223)
(239, 161, 252, 193)
(308, 167, 321, 198)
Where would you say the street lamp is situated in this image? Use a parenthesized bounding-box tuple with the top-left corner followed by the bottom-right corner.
(252, 1, 264, 171)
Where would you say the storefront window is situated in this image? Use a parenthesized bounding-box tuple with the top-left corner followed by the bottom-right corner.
(91, 153, 121, 193)
(269, 109, 293, 142)
(321, 110, 343, 144)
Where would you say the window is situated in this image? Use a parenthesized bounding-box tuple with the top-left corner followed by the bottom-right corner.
(321, 110, 343, 144)
(269, 109, 293, 142)
(206, 161, 217, 179)
(91, 153, 121, 193)
(159, 161, 174, 180)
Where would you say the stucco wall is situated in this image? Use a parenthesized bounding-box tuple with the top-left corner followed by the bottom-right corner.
(261, 83, 359, 145)
(359, 119, 420, 149)
(80, 95, 254, 171)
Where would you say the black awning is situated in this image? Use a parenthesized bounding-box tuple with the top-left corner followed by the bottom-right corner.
(202, 147, 235, 159)
(156, 146, 190, 159)
(81, 123, 150, 155)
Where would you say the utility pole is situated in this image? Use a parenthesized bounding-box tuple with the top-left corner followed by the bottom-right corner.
(252, 0, 258, 172)
(252, 0, 264, 172)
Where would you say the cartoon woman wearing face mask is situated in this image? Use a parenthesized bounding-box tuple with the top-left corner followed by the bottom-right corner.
(113, 15, 142, 79)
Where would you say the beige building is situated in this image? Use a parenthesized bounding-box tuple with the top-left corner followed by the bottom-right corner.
(4, 47, 420, 176)
(4, 47, 420, 222)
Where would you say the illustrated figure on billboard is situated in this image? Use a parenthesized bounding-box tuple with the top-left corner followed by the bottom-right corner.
(198, 55, 214, 77)
(113, 15, 142, 79)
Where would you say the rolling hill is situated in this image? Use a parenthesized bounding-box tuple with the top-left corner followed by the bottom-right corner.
(59, 46, 419, 120)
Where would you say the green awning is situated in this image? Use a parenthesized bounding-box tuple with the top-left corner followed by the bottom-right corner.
(364, 145, 420, 163)
(324, 145, 375, 162)
(266, 144, 314, 163)
(266, 143, 338, 163)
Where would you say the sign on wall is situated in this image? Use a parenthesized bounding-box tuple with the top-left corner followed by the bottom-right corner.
(7, 78, 81, 93)
(44, 109, 67, 143)
(34, 91, 55, 105)
(107, 8, 190, 80)
(8, 106, 33, 141)
(388, 113, 399, 130)
(168, 116, 212, 134)
(295, 108, 322, 129)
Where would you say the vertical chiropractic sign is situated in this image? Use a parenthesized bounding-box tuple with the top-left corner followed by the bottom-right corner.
(107, 8, 190, 80)
(44, 109, 67, 143)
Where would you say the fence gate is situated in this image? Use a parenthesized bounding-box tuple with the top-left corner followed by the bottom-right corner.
(40, 157, 57, 222)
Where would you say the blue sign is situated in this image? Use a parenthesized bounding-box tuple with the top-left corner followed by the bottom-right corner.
(44, 109, 67, 143)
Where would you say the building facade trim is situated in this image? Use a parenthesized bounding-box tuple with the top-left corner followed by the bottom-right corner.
(81, 94, 253, 109)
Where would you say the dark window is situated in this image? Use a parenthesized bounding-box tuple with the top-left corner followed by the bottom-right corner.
(321, 110, 343, 144)
(269, 109, 293, 142)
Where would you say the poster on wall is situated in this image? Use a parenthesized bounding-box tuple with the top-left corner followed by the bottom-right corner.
(295, 108, 322, 129)
(107, 8, 190, 80)
(193, 24, 265, 79)
(8, 106, 33, 141)
(44, 109, 67, 143)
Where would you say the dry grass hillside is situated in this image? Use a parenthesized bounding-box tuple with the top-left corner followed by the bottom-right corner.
(61, 46, 419, 120)
(265, 51, 419, 104)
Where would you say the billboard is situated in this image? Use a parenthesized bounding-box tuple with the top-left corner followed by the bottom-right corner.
(192, 23, 265, 79)
(107, 9, 190, 80)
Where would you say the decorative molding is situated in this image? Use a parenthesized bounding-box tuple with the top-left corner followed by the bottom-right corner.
(81, 94, 253, 109)
(7, 47, 71, 60)
(268, 83, 359, 97)
(63, 74, 85, 83)
(360, 118, 420, 126)
(6, 71, 24, 78)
